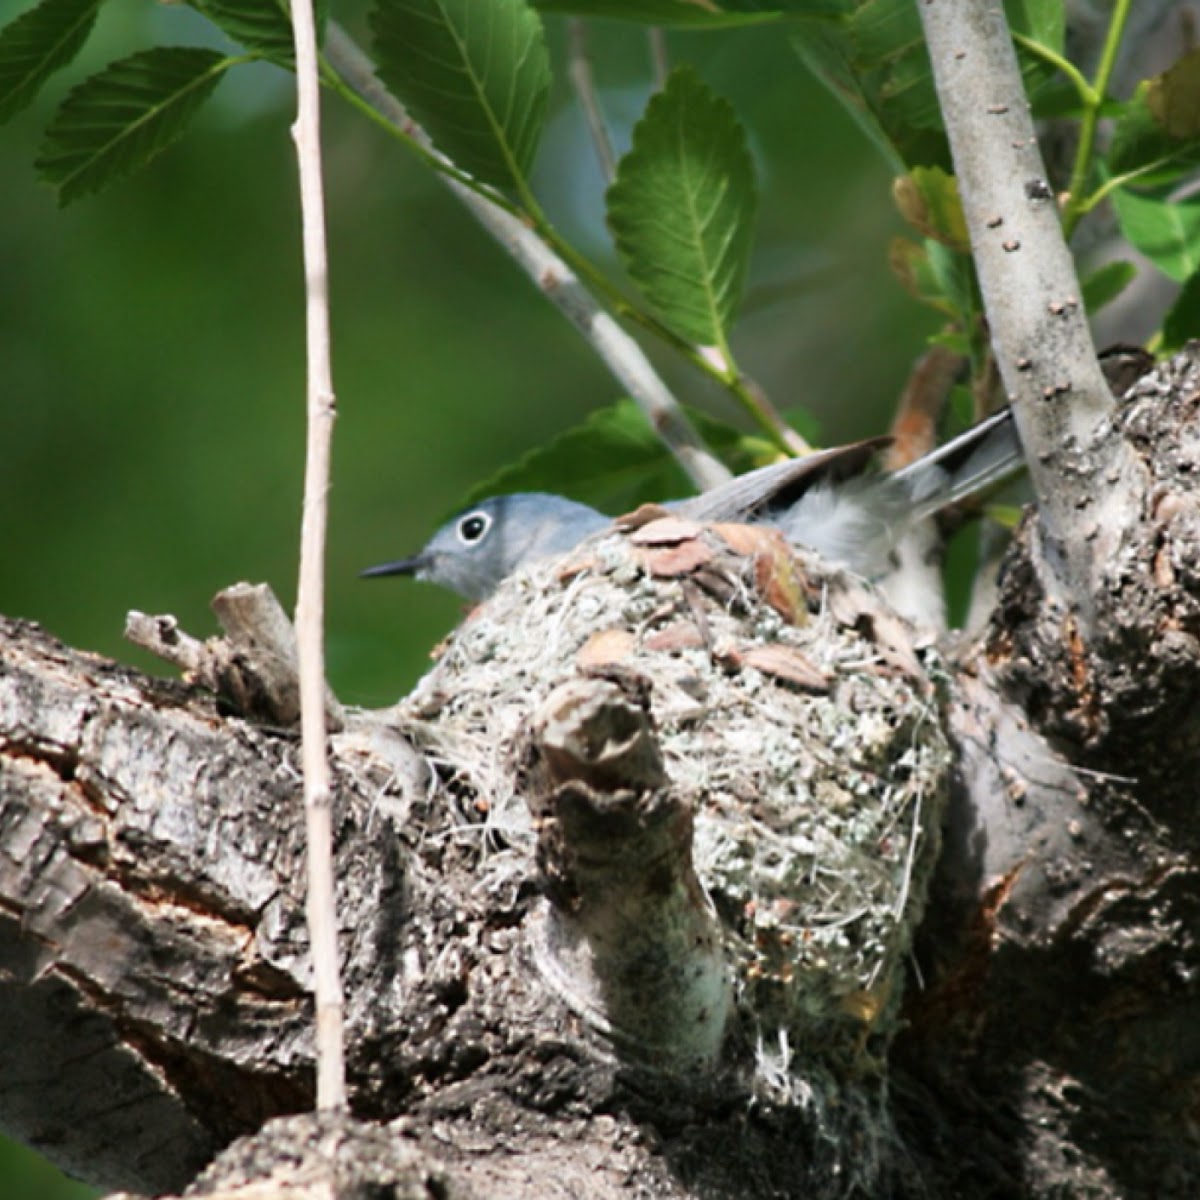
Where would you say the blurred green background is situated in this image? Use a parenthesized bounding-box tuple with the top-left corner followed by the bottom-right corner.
(0, 2, 933, 1195)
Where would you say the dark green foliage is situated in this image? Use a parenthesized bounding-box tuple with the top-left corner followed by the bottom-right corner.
(36, 47, 230, 204)
(0, 0, 100, 122)
(369, 0, 551, 191)
(606, 66, 757, 349)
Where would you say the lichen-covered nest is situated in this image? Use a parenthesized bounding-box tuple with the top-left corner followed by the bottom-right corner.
(397, 514, 951, 1089)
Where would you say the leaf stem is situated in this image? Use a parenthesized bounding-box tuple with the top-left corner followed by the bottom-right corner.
(1011, 33, 1096, 108)
(1062, 0, 1133, 238)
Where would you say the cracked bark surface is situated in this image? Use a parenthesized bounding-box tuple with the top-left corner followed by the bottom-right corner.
(2, 352, 1199, 1199)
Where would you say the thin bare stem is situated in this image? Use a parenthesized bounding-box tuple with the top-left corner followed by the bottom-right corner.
(322, 24, 729, 493)
(567, 19, 616, 185)
(290, 0, 345, 1111)
(648, 28, 670, 90)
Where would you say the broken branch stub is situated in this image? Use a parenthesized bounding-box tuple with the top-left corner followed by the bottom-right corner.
(520, 674, 732, 1070)
(126, 582, 344, 730)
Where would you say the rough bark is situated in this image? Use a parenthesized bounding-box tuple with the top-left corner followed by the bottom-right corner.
(2, 351, 1200, 1199)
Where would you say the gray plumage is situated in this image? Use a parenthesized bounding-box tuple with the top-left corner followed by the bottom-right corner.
(363, 409, 1024, 603)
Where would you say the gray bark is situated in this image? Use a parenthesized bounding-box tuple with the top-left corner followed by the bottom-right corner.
(919, 0, 1142, 623)
(1, 351, 1199, 1199)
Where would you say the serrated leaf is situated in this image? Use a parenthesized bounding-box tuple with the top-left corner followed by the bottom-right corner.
(607, 66, 756, 349)
(1080, 259, 1136, 315)
(36, 47, 229, 204)
(1111, 187, 1200, 283)
(1162, 268, 1200, 355)
(188, 0, 318, 63)
(0, 0, 100, 123)
(370, 0, 549, 191)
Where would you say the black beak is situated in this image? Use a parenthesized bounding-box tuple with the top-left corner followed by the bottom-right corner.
(359, 555, 428, 579)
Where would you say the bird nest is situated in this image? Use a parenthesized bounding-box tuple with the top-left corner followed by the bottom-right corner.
(397, 513, 951, 1090)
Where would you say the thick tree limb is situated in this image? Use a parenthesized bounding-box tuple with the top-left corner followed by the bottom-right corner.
(3, 354, 1200, 1196)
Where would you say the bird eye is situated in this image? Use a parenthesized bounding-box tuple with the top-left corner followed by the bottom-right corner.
(457, 511, 491, 545)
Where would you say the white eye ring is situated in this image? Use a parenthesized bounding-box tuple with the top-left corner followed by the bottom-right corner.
(457, 510, 492, 545)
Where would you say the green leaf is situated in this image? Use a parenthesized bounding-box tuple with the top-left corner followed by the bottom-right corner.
(793, 0, 1056, 169)
(1162, 268, 1200, 356)
(983, 503, 1025, 529)
(1006, 0, 1064, 55)
(791, 0, 949, 170)
(1109, 62, 1200, 187)
(36, 47, 230, 204)
(0, 0, 100, 123)
(1111, 187, 1200, 283)
(926, 237, 976, 322)
(888, 236, 958, 317)
(1146, 46, 1200, 139)
(464, 399, 781, 513)
(369, 0, 550, 191)
(1080, 259, 1136, 315)
(463, 400, 693, 512)
(187, 0, 315, 63)
(606, 65, 757, 349)
(893, 165, 968, 250)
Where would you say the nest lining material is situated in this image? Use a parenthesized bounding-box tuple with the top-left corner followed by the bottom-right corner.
(397, 519, 951, 1071)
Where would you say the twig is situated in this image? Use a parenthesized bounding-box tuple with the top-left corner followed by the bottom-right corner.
(566, 19, 616, 185)
(648, 28, 670, 90)
(125, 584, 345, 729)
(322, 23, 729, 493)
(918, 1, 1136, 614)
(290, 0, 346, 1110)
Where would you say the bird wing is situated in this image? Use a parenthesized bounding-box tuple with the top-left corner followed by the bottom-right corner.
(674, 436, 893, 524)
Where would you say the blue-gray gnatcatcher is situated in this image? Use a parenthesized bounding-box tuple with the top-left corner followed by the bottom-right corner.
(362, 408, 1023, 603)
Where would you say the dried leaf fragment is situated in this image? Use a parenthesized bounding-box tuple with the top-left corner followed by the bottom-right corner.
(644, 622, 706, 653)
(629, 515, 705, 546)
(577, 628, 637, 669)
(712, 522, 810, 624)
(614, 502, 674, 532)
(638, 539, 716, 578)
(740, 644, 830, 692)
(715, 641, 830, 693)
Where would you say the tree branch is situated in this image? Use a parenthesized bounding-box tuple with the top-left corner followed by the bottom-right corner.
(290, 0, 345, 1110)
(918, 0, 1142, 618)
(322, 23, 730, 493)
